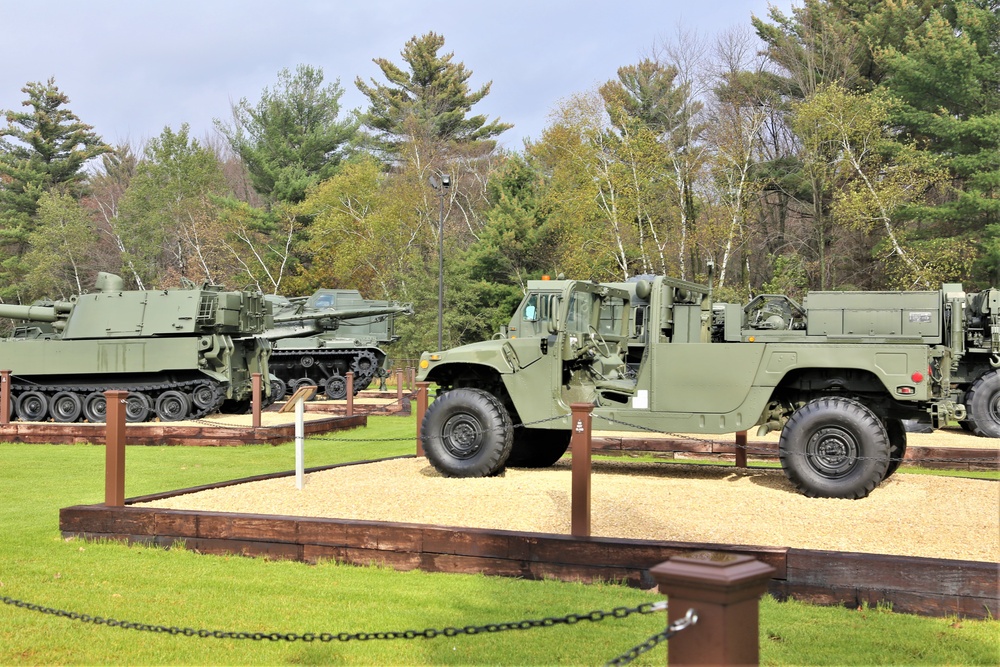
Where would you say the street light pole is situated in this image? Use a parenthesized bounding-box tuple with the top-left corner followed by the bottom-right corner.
(434, 173, 451, 351)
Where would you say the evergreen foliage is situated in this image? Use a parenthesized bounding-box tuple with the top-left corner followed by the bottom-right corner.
(355, 32, 512, 157)
(216, 65, 357, 204)
(0, 78, 109, 299)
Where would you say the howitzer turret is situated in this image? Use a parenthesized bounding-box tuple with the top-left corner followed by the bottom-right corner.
(0, 272, 272, 423)
(262, 289, 413, 400)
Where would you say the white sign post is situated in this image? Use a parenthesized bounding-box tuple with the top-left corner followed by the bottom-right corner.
(278, 385, 318, 490)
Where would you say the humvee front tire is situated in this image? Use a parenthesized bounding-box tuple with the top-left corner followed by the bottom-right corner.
(965, 370, 1000, 438)
(779, 397, 889, 499)
(507, 428, 571, 468)
(421, 388, 513, 477)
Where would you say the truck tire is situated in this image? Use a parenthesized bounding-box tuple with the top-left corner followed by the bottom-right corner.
(421, 388, 513, 477)
(779, 397, 890, 499)
(883, 418, 907, 481)
(507, 428, 571, 468)
(965, 370, 1000, 438)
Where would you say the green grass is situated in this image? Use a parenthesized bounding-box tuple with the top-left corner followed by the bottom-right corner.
(1, 414, 997, 665)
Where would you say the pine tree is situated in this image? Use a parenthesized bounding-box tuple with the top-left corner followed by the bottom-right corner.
(216, 65, 357, 204)
(0, 77, 109, 299)
(355, 32, 512, 157)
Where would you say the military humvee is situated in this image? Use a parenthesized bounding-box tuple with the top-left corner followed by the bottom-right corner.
(417, 271, 997, 498)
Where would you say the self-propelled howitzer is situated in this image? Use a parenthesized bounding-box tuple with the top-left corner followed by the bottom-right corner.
(0, 272, 271, 423)
(262, 289, 413, 400)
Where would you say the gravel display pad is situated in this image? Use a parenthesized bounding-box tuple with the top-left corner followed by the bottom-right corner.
(138, 456, 999, 564)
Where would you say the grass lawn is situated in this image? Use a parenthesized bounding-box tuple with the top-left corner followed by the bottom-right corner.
(1, 412, 997, 665)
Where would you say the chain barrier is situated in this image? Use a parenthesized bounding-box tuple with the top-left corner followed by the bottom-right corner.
(605, 608, 698, 666)
(1, 595, 667, 652)
(191, 401, 992, 467)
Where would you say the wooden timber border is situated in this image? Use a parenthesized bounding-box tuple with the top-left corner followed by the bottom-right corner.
(59, 457, 999, 620)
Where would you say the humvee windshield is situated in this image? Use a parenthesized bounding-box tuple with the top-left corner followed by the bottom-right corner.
(564, 288, 627, 339)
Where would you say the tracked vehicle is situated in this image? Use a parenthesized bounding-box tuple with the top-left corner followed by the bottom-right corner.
(263, 290, 412, 400)
(0, 272, 271, 423)
(418, 271, 998, 499)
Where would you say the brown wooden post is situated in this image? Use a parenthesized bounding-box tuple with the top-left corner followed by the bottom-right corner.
(570, 402, 593, 537)
(0, 369, 10, 425)
(408, 367, 416, 391)
(396, 368, 405, 404)
(651, 551, 775, 666)
(415, 382, 429, 457)
(345, 371, 354, 417)
(735, 431, 748, 468)
(251, 373, 262, 429)
(104, 390, 128, 507)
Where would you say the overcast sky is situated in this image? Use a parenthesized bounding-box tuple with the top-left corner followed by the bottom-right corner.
(1, 0, 794, 150)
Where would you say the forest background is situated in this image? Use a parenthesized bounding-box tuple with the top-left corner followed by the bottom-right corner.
(0, 0, 997, 360)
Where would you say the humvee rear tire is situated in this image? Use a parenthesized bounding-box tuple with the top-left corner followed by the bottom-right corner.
(507, 428, 571, 468)
(421, 388, 513, 477)
(965, 370, 1000, 438)
(883, 418, 907, 481)
(779, 397, 889, 499)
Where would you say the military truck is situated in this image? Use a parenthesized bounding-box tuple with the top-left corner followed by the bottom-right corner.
(0, 272, 272, 423)
(262, 290, 413, 400)
(417, 271, 998, 498)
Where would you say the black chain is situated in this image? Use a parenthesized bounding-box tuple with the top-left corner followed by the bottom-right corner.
(605, 608, 698, 666)
(1, 595, 665, 644)
(196, 411, 994, 466)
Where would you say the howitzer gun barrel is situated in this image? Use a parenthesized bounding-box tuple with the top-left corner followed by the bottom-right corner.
(0, 301, 74, 323)
(270, 303, 413, 325)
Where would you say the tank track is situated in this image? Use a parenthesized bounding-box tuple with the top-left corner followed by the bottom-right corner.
(9, 376, 229, 423)
(269, 348, 382, 399)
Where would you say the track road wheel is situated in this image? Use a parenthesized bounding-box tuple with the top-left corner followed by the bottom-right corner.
(420, 388, 513, 477)
(883, 418, 907, 481)
(156, 390, 191, 421)
(269, 377, 288, 402)
(507, 428, 572, 468)
(779, 397, 890, 499)
(323, 374, 347, 400)
(125, 392, 153, 423)
(965, 370, 1000, 438)
(16, 390, 48, 422)
(50, 391, 83, 423)
(83, 392, 107, 423)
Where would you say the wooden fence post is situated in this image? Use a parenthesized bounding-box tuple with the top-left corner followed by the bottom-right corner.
(396, 368, 405, 405)
(346, 371, 354, 417)
(251, 372, 262, 429)
(651, 551, 775, 666)
(0, 369, 10, 425)
(415, 382, 429, 457)
(735, 431, 748, 468)
(104, 390, 128, 507)
(570, 402, 593, 537)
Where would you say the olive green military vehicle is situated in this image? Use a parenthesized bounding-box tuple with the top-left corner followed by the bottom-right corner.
(418, 272, 997, 499)
(262, 290, 413, 400)
(0, 272, 271, 423)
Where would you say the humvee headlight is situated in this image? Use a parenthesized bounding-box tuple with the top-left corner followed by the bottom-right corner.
(430, 354, 441, 361)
